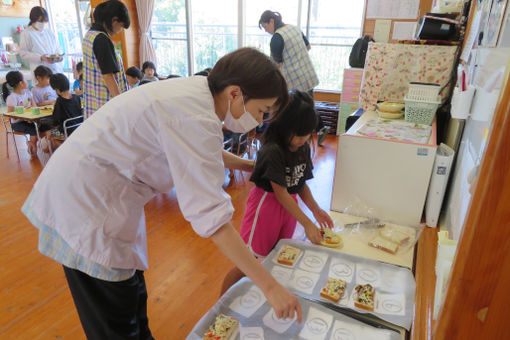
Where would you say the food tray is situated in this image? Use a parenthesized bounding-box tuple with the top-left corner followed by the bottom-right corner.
(187, 278, 401, 340)
(262, 239, 416, 330)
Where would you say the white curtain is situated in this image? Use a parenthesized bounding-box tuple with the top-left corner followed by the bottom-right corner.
(135, 0, 157, 68)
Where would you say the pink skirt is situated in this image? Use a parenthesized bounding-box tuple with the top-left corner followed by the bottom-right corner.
(240, 186, 298, 257)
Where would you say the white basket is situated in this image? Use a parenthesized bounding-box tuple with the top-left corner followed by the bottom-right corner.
(404, 96, 440, 125)
(407, 83, 441, 102)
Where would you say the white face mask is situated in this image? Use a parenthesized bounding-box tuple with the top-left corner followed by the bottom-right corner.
(33, 22, 46, 31)
(223, 95, 259, 133)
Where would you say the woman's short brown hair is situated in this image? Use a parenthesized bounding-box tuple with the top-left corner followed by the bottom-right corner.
(208, 47, 289, 116)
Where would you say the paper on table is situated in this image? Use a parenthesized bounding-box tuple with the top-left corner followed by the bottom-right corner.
(392, 21, 417, 40)
(328, 257, 355, 283)
(375, 293, 406, 316)
(270, 265, 293, 287)
(289, 269, 320, 294)
(329, 319, 360, 340)
(239, 326, 265, 340)
(262, 309, 296, 334)
(356, 263, 381, 286)
(299, 250, 329, 273)
(299, 306, 333, 340)
(229, 284, 266, 318)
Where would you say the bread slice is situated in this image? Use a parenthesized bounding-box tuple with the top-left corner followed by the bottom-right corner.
(320, 278, 347, 303)
(203, 314, 239, 340)
(277, 245, 301, 266)
(354, 284, 375, 311)
(379, 228, 410, 245)
(368, 236, 399, 254)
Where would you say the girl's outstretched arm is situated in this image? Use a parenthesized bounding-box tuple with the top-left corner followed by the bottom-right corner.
(298, 184, 334, 229)
(271, 181, 323, 244)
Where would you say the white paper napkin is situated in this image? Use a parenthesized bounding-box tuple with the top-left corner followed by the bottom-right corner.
(262, 308, 296, 334)
(329, 319, 360, 340)
(356, 263, 381, 286)
(299, 306, 333, 340)
(299, 250, 329, 273)
(328, 257, 355, 283)
(229, 284, 266, 318)
(380, 267, 409, 293)
(289, 269, 320, 295)
(375, 293, 406, 316)
(270, 265, 293, 287)
(239, 326, 265, 340)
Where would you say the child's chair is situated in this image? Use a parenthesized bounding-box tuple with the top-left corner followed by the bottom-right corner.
(1, 114, 29, 162)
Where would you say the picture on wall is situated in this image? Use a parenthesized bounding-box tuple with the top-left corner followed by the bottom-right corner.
(0, 0, 42, 18)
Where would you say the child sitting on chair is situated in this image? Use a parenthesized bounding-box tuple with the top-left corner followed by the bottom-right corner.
(125, 66, 143, 88)
(32, 65, 57, 106)
(2, 70, 50, 158)
(45, 73, 83, 148)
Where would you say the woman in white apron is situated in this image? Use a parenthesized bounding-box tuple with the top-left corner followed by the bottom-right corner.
(19, 6, 63, 76)
(22, 47, 302, 339)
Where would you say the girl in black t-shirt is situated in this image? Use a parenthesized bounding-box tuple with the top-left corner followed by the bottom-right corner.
(239, 90, 334, 258)
(221, 91, 334, 293)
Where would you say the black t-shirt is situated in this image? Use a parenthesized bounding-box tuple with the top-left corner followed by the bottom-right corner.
(250, 142, 314, 194)
(90, 23, 120, 75)
(51, 94, 83, 133)
(270, 30, 310, 63)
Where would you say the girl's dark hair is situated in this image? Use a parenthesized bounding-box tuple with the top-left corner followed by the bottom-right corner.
(126, 66, 143, 80)
(50, 73, 70, 92)
(34, 65, 53, 79)
(93, 0, 131, 31)
(259, 10, 284, 30)
(208, 47, 289, 117)
(28, 6, 49, 26)
(75, 61, 83, 73)
(2, 71, 24, 102)
(142, 61, 158, 77)
(263, 90, 317, 148)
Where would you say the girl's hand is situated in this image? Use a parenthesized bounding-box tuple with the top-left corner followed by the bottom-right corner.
(263, 282, 303, 322)
(313, 209, 334, 229)
(304, 222, 323, 244)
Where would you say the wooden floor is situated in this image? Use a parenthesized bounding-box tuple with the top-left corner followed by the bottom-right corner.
(0, 130, 338, 339)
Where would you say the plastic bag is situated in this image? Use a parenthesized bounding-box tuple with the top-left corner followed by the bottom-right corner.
(332, 199, 424, 256)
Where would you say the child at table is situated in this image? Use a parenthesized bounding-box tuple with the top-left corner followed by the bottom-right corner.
(73, 61, 83, 97)
(125, 66, 142, 88)
(2, 70, 50, 158)
(31, 65, 57, 106)
(141, 61, 159, 82)
(46, 73, 83, 144)
(221, 90, 334, 293)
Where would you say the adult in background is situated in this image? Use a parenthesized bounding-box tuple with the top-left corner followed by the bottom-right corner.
(83, 0, 129, 118)
(19, 6, 63, 76)
(259, 10, 329, 145)
(22, 47, 303, 339)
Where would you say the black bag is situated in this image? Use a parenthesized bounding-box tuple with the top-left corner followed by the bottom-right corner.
(349, 35, 374, 68)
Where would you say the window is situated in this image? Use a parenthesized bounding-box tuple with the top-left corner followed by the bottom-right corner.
(152, 0, 188, 76)
(192, 0, 237, 73)
(151, 0, 364, 90)
(307, 0, 364, 90)
(245, 1, 301, 55)
(46, 0, 85, 75)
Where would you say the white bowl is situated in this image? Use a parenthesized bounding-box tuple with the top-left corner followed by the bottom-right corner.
(377, 109, 404, 119)
(377, 101, 405, 113)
